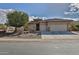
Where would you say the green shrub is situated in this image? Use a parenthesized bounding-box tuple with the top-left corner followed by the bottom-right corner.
(0, 24, 7, 30)
(75, 25, 79, 31)
(70, 24, 79, 31)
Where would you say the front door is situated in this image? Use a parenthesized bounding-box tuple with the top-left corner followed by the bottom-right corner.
(36, 23, 40, 31)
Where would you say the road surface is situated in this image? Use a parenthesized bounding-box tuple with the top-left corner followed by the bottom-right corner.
(0, 40, 79, 55)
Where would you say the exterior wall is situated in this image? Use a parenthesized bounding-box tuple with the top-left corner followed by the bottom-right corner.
(29, 23, 47, 32)
(28, 23, 36, 32)
(29, 21, 72, 32)
(40, 23, 46, 32)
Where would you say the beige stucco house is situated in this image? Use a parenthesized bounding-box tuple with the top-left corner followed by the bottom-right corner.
(28, 18, 73, 32)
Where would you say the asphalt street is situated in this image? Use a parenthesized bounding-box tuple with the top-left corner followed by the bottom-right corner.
(0, 40, 79, 55)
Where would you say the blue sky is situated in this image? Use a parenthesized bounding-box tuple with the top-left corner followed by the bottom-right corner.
(0, 3, 70, 17)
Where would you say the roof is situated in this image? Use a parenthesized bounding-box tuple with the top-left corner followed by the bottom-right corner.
(29, 18, 73, 24)
(46, 18, 73, 21)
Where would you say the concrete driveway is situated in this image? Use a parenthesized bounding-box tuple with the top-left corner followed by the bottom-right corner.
(41, 31, 79, 39)
(41, 31, 77, 35)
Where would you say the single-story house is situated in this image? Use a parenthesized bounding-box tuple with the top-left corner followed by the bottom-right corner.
(28, 18, 73, 32)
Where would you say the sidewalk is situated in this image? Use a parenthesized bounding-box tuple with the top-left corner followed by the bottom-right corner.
(0, 37, 43, 42)
(41, 35, 79, 40)
(0, 35, 79, 42)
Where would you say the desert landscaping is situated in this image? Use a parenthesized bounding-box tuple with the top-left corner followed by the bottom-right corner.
(0, 10, 78, 41)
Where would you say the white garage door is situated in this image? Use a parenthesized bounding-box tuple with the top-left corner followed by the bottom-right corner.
(50, 25, 67, 31)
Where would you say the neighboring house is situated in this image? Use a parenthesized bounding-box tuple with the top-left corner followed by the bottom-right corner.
(28, 18, 73, 32)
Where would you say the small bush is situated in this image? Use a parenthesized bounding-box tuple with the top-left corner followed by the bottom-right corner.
(75, 25, 79, 31)
(70, 24, 79, 31)
(0, 24, 7, 29)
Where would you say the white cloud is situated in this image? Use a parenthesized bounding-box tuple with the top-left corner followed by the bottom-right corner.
(65, 3, 79, 15)
(0, 9, 15, 24)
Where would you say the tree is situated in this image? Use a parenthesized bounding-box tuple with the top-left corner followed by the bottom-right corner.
(7, 11, 29, 34)
(70, 24, 79, 31)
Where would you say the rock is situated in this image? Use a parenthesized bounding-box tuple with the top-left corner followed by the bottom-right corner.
(6, 26, 15, 33)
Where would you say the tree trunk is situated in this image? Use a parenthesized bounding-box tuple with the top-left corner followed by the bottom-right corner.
(13, 27, 24, 35)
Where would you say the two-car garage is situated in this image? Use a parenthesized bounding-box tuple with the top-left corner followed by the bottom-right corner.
(39, 22, 68, 32)
(49, 25, 68, 31)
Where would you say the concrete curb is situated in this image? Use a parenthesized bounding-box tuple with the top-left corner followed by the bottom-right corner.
(0, 37, 79, 42)
(0, 38, 48, 42)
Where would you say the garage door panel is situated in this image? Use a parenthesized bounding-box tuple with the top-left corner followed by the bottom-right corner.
(50, 25, 67, 31)
(40, 23, 46, 32)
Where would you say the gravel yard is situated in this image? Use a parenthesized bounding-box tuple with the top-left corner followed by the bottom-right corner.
(7, 33, 41, 39)
(0, 31, 79, 40)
